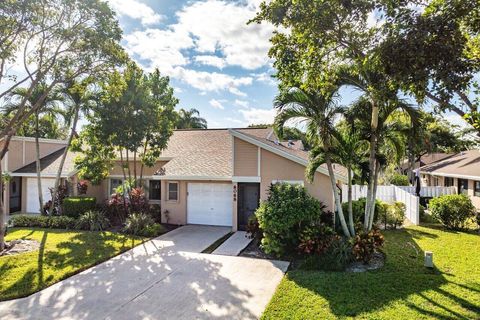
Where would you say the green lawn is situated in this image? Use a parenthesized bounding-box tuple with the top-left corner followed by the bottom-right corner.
(262, 225, 480, 319)
(0, 228, 146, 301)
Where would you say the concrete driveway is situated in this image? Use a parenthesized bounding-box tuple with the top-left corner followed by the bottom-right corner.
(0, 225, 289, 320)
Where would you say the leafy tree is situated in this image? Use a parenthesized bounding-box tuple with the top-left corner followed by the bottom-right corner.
(274, 87, 352, 237)
(74, 63, 177, 189)
(175, 108, 207, 129)
(0, 113, 67, 139)
(0, 0, 125, 250)
(379, 0, 480, 135)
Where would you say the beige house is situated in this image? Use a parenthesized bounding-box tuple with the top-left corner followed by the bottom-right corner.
(420, 150, 480, 208)
(1, 127, 347, 231)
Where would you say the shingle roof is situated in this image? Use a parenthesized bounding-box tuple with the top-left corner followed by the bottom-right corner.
(158, 129, 233, 177)
(13, 148, 78, 176)
(420, 150, 480, 178)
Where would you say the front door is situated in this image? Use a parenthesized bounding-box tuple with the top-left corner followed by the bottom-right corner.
(9, 177, 22, 213)
(238, 183, 260, 231)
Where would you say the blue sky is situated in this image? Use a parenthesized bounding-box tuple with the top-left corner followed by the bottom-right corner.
(106, 0, 285, 128)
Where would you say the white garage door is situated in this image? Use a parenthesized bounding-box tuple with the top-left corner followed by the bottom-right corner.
(26, 178, 56, 213)
(187, 183, 232, 226)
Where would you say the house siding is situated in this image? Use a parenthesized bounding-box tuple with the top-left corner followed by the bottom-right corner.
(233, 137, 258, 176)
(260, 149, 335, 211)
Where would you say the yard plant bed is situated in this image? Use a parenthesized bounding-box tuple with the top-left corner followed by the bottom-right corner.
(0, 228, 146, 301)
(261, 225, 480, 319)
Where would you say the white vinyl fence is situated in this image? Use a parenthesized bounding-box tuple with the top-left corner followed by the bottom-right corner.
(341, 185, 457, 225)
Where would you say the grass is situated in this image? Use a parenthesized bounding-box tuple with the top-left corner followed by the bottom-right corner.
(262, 225, 480, 319)
(0, 228, 146, 301)
(202, 232, 233, 254)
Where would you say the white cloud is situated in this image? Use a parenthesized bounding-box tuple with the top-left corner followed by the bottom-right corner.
(107, 0, 164, 26)
(123, 28, 193, 73)
(195, 55, 227, 69)
(234, 99, 250, 108)
(175, 0, 273, 70)
(239, 107, 276, 125)
(172, 68, 252, 94)
(209, 99, 226, 110)
(253, 72, 277, 86)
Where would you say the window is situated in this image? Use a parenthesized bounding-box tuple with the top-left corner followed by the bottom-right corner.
(149, 180, 161, 200)
(458, 179, 469, 195)
(110, 178, 124, 195)
(433, 177, 439, 187)
(167, 182, 178, 201)
(475, 181, 480, 197)
(444, 177, 454, 187)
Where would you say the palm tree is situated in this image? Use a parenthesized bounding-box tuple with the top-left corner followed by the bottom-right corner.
(5, 84, 64, 213)
(335, 65, 400, 231)
(274, 87, 352, 238)
(50, 78, 96, 214)
(176, 108, 207, 129)
(346, 98, 420, 229)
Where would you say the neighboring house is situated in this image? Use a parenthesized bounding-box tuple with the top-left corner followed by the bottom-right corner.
(1, 128, 347, 231)
(399, 152, 453, 175)
(420, 150, 480, 208)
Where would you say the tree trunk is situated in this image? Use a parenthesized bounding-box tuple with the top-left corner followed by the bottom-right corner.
(325, 156, 351, 238)
(0, 160, 4, 251)
(50, 105, 80, 215)
(407, 137, 415, 184)
(35, 112, 44, 214)
(369, 159, 381, 230)
(133, 150, 137, 187)
(0, 133, 14, 251)
(364, 101, 379, 231)
(347, 167, 355, 236)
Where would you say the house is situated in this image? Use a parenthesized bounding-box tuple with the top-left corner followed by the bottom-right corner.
(420, 150, 480, 208)
(399, 153, 453, 175)
(1, 127, 347, 231)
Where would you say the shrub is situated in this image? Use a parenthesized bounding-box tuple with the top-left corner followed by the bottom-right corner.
(341, 197, 387, 228)
(75, 210, 110, 231)
(351, 228, 384, 263)
(429, 194, 476, 230)
(140, 223, 166, 237)
(62, 197, 97, 218)
(246, 214, 263, 240)
(77, 180, 88, 195)
(256, 183, 325, 257)
(301, 238, 353, 271)
(384, 202, 406, 229)
(297, 224, 337, 255)
(9, 215, 76, 229)
(390, 174, 410, 186)
(122, 212, 164, 237)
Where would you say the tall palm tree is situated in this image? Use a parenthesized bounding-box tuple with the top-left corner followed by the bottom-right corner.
(274, 87, 352, 237)
(176, 108, 207, 129)
(347, 98, 420, 229)
(5, 84, 64, 213)
(50, 78, 96, 214)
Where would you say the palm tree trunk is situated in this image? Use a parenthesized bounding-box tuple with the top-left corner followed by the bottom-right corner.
(325, 155, 351, 238)
(369, 159, 381, 230)
(347, 167, 355, 236)
(35, 112, 44, 214)
(50, 105, 80, 215)
(364, 101, 379, 231)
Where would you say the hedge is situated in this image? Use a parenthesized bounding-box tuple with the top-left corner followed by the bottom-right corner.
(62, 197, 97, 218)
(9, 215, 76, 229)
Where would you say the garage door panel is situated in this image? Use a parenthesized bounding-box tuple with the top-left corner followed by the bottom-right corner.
(26, 178, 56, 213)
(187, 183, 232, 226)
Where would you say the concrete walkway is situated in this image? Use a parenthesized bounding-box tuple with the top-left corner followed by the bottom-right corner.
(0, 225, 289, 320)
(212, 231, 252, 256)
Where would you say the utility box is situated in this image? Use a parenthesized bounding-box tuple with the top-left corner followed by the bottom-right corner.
(424, 251, 434, 268)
